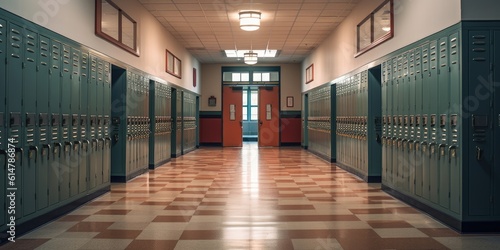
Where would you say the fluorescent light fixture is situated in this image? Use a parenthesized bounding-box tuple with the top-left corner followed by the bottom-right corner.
(225, 50, 278, 58)
(239, 11, 261, 31)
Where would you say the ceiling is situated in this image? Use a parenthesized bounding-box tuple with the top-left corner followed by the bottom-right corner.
(138, 0, 360, 64)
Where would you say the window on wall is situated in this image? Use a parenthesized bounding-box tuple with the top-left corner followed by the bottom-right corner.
(355, 0, 394, 57)
(222, 68, 280, 85)
(95, 0, 138, 56)
(243, 89, 258, 121)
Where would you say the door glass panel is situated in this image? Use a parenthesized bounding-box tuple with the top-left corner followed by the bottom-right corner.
(250, 91, 258, 105)
(251, 107, 258, 120)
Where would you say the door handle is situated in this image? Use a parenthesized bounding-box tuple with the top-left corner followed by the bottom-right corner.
(15, 148, 24, 166)
(54, 142, 62, 157)
(259, 120, 263, 125)
(449, 145, 457, 162)
(240, 121, 243, 127)
(43, 144, 51, 160)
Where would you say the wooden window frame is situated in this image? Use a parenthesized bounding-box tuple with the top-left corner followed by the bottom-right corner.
(95, 0, 139, 56)
(166, 50, 182, 79)
(355, 0, 394, 57)
(305, 64, 314, 84)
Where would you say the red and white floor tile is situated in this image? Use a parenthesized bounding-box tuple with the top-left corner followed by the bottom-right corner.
(3, 143, 500, 249)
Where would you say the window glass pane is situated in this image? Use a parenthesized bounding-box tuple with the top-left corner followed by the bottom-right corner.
(253, 73, 261, 81)
(270, 72, 279, 81)
(374, 1, 391, 41)
(243, 91, 248, 106)
(121, 14, 135, 49)
(167, 52, 174, 73)
(250, 91, 258, 106)
(250, 107, 258, 121)
(243, 107, 248, 120)
(232, 73, 241, 82)
(358, 18, 371, 50)
(223, 72, 233, 81)
(101, 0, 119, 40)
(241, 72, 249, 82)
(262, 73, 270, 82)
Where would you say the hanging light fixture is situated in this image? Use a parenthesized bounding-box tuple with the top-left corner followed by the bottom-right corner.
(244, 51, 258, 65)
(239, 11, 261, 31)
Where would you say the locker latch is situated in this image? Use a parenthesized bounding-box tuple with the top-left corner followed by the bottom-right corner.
(476, 146, 482, 161)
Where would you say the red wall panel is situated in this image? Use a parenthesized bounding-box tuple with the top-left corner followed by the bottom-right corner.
(280, 118, 301, 143)
(200, 118, 222, 143)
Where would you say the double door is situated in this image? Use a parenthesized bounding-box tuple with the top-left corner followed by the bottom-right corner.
(222, 86, 279, 147)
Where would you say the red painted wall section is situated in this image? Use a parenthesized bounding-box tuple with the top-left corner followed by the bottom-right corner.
(200, 118, 222, 143)
(280, 118, 301, 143)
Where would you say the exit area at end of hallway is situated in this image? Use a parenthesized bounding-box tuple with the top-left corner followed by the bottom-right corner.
(3, 144, 500, 250)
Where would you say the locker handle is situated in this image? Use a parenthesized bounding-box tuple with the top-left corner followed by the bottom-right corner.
(43, 144, 51, 160)
(449, 145, 457, 162)
(476, 146, 482, 161)
(65, 141, 73, 155)
(74, 141, 80, 152)
(438, 144, 446, 159)
(15, 148, 24, 166)
(83, 140, 90, 152)
(29, 146, 38, 162)
(428, 142, 437, 157)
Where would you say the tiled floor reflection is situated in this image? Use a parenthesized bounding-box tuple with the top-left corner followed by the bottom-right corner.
(3, 143, 500, 249)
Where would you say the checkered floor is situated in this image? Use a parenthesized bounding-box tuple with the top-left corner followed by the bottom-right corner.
(3, 143, 500, 249)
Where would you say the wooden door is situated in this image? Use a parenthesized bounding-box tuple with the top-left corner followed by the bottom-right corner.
(223, 86, 243, 146)
(258, 86, 280, 147)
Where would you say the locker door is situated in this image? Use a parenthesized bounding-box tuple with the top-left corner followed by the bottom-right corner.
(59, 44, 72, 202)
(420, 43, 430, 200)
(70, 47, 80, 197)
(222, 87, 243, 147)
(79, 51, 89, 194)
(408, 49, 416, 194)
(103, 61, 111, 183)
(429, 40, 439, 204)
(7, 23, 24, 219)
(49, 40, 62, 206)
(438, 36, 451, 209)
(414, 46, 423, 197)
(23, 28, 38, 216)
(37, 35, 50, 210)
(89, 55, 98, 189)
(386, 59, 394, 185)
(467, 30, 493, 216)
(0, 18, 6, 228)
(381, 62, 387, 183)
(302, 94, 308, 148)
(449, 33, 461, 214)
(494, 31, 500, 216)
(259, 86, 280, 147)
(176, 90, 183, 156)
(96, 58, 104, 185)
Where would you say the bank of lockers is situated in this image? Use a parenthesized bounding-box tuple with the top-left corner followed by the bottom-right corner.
(336, 69, 382, 182)
(149, 80, 172, 169)
(307, 85, 335, 162)
(0, 15, 111, 235)
(0, 9, 201, 237)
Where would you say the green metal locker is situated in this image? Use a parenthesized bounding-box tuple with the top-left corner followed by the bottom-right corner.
(70, 47, 81, 198)
(381, 62, 387, 183)
(467, 30, 493, 216)
(79, 51, 89, 194)
(429, 40, 439, 204)
(408, 49, 416, 194)
(60, 43, 72, 202)
(0, 17, 6, 229)
(448, 32, 461, 214)
(420, 42, 430, 200)
(96, 58, 104, 186)
(438, 36, 450, 209)
(414, 45, 424, 197)
(48, 39, 62, 206)
(7, 22, 24, 219)
(89, 55, 98, 189)
(37, 35, 50, 211)
(110, 65, 127, 182)
(494, 31, 500, 216)
(22, 28, 38, 217)
(103, 62, 111, 184)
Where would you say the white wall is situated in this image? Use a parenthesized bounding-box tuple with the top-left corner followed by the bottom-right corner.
(1, 0, 200, 93)
(461, 0, 500, 20)
(302, 0, 461, 92)
(200, 64, 302, 112)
